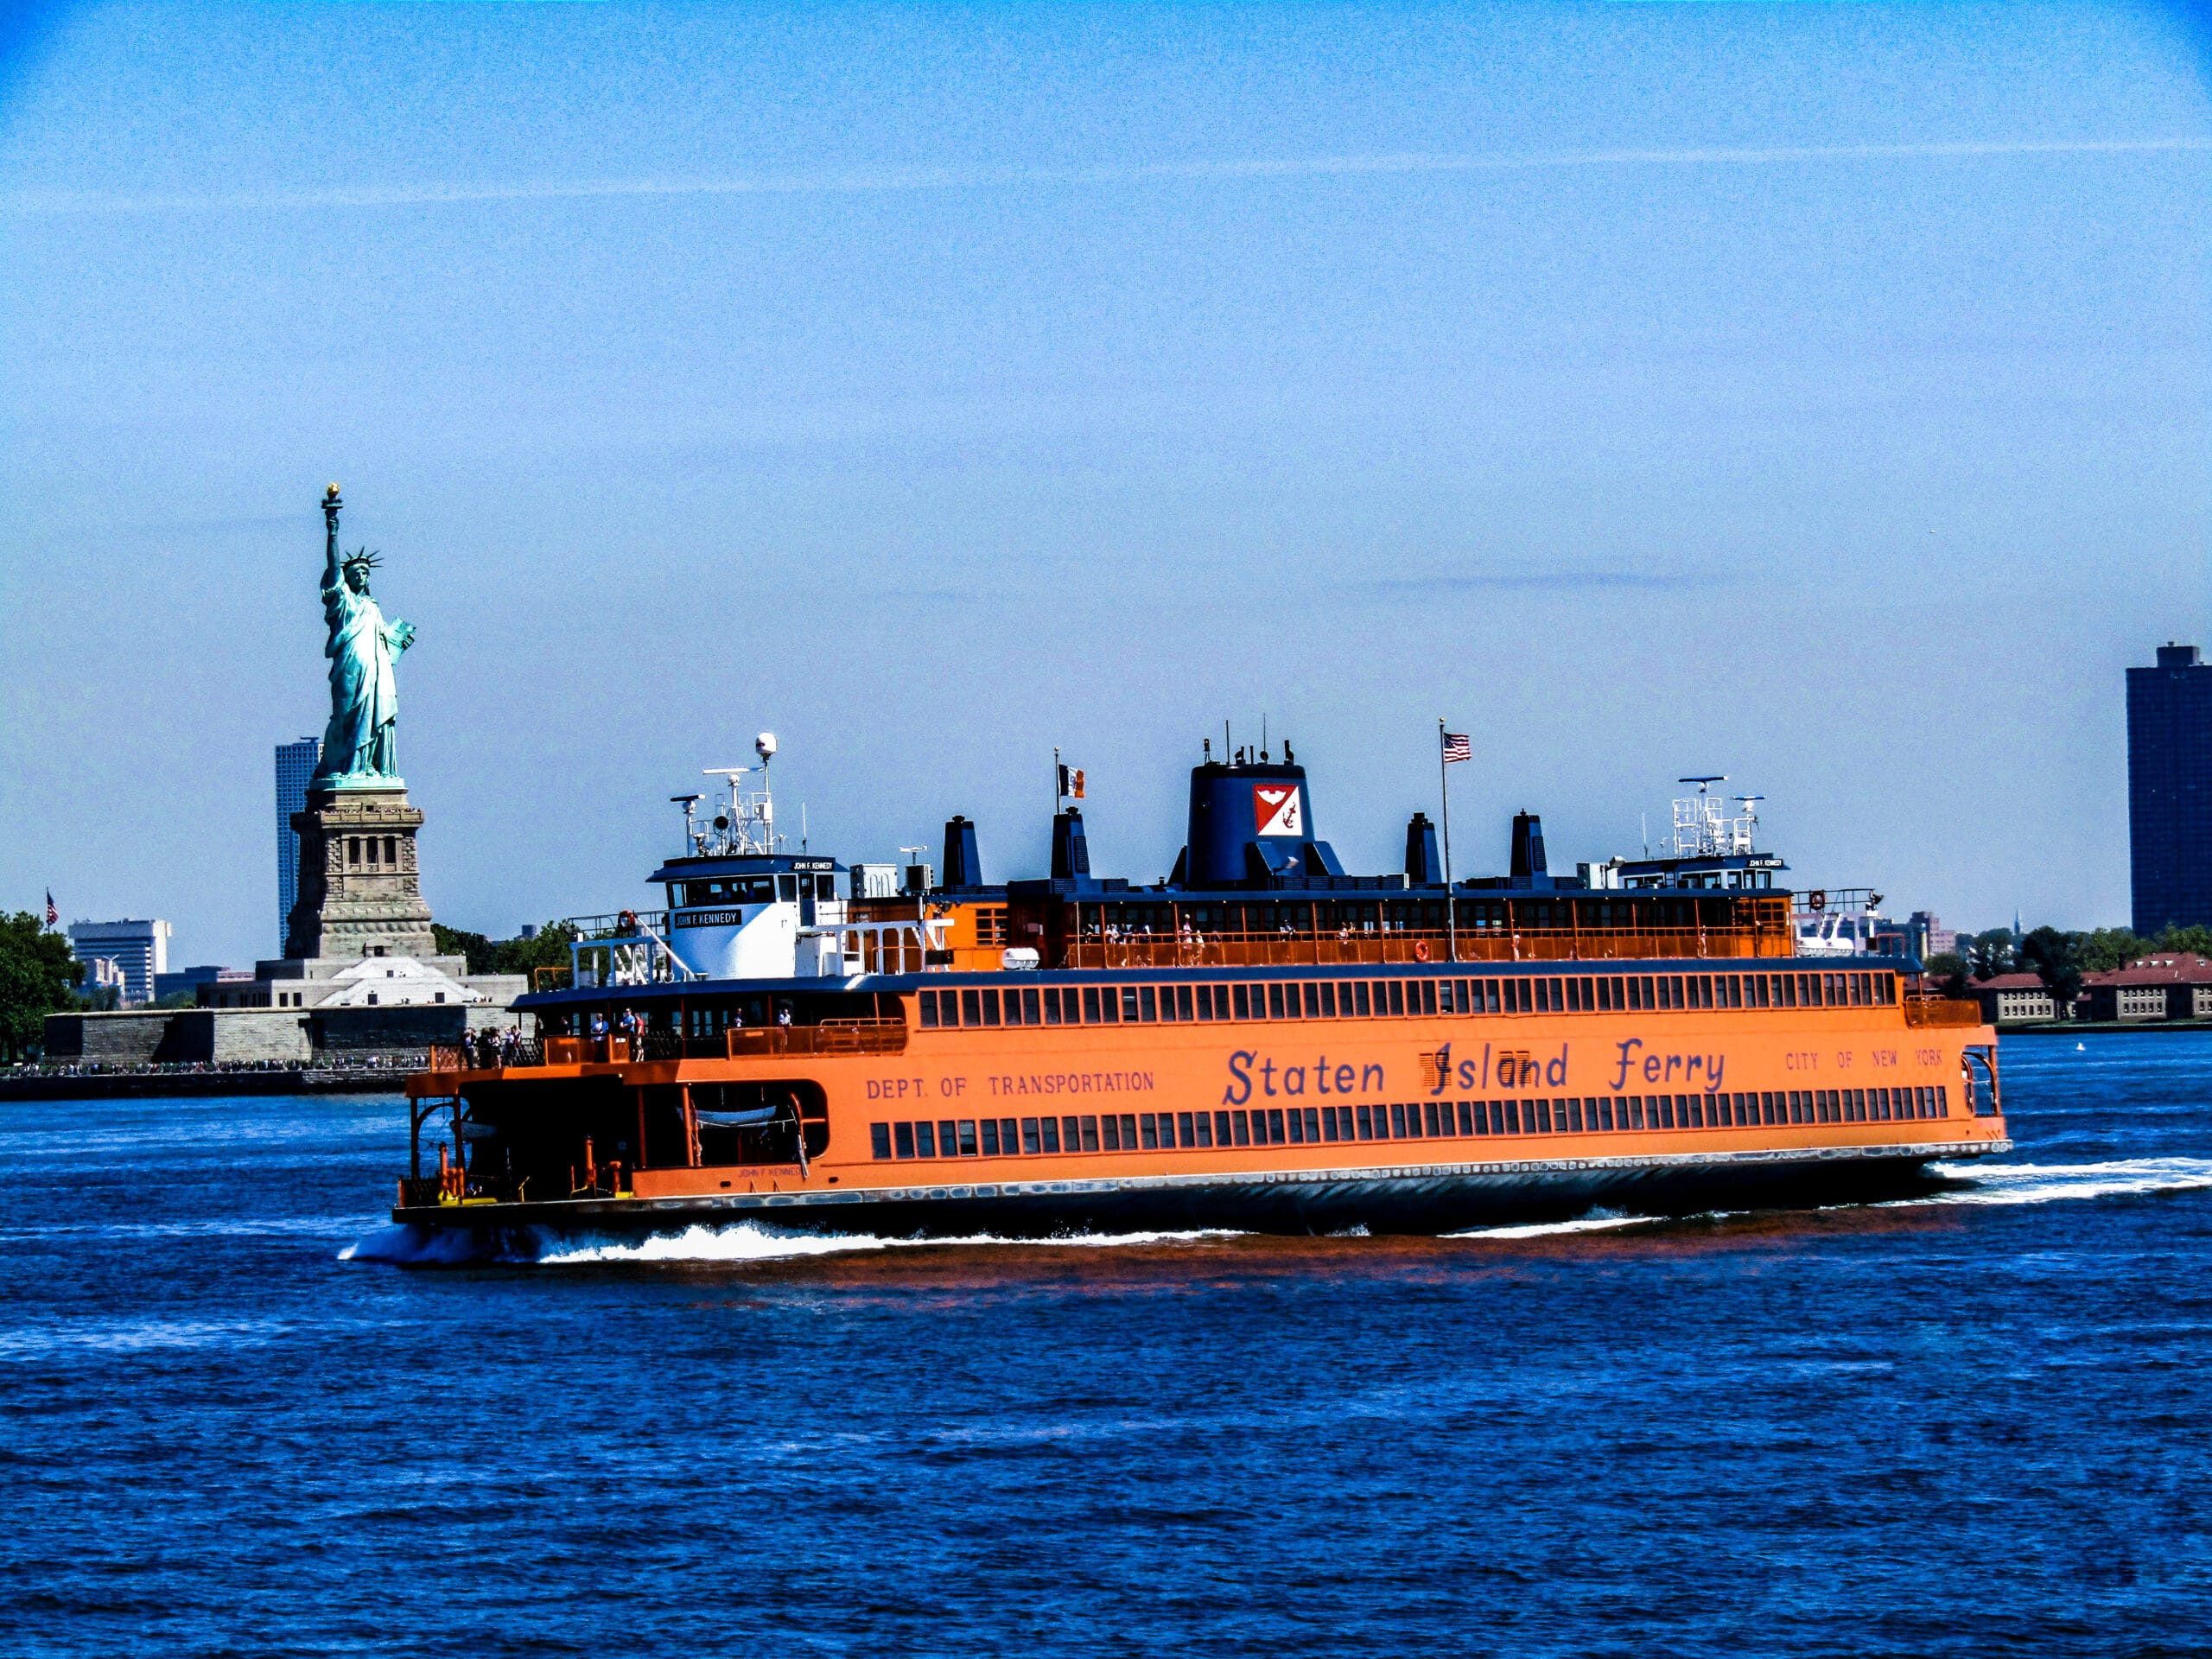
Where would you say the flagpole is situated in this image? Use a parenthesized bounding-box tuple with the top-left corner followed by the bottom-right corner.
(1438, 718, 1457, 963)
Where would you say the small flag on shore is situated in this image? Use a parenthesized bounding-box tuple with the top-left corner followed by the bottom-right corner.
(45, 889, 58, 926)
(1441, 732, 1471, 764)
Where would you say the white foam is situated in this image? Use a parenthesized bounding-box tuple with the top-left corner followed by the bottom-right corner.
(341, 1218, 1243, 1267)
(1911, 1157, 2212, 1208)
(1449, 1209, 1658, 1241)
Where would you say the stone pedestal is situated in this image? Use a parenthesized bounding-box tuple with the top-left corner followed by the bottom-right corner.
(285, 785, 439, 961)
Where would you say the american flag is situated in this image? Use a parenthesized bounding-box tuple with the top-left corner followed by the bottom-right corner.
(1441, 732, 1472, 764)
(44, 889, 58, 926)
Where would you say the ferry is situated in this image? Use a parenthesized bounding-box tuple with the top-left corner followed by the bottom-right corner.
(397, 740, 2006, 1238)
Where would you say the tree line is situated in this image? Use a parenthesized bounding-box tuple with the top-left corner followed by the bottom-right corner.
(1924, 925, 2212, 1010)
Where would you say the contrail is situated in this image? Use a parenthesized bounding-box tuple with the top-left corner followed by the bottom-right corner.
(2, 136, 2201, 215)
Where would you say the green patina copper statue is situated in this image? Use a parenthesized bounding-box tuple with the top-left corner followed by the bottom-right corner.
(313, 483, 416, 786)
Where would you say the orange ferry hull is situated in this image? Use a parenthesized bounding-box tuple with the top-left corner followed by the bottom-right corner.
(399, 985, 2008, 1240)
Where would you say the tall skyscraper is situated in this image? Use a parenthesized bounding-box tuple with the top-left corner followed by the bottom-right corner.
(276, 736, 321, 952)
(2126, 643, 2212, 936)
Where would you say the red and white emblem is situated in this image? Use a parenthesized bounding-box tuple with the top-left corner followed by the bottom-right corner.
(1253, 784, 1303, 838)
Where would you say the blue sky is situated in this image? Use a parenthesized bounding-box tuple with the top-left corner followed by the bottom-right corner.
(1, 3, 2207, 967)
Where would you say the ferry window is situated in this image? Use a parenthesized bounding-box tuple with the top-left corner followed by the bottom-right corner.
(1126, 987, 1146, 1021)
(1175, 986, 1194, 1021)
(1268, 983, 1287, 1019)
(915, 1122, 938, 1157)
(1320, 982, 1338, 1018)
(1046, 1116, 1067, 1151)
(1231, 1110, 1252, 1147)
(1564, 979, 1581, 1013)
(871, 1123, 892, 1160)
(1020, 1117, 1041, 1154)
(1596, 1098, 1615, 1131)
(1353, 1103, 1372, 1139)
(1021, 988, 1041, 1025)
(982, 1120, 1001, 1155)
(1287, 1109, 1304, 1145)
(776, 875, 798, 901)
(1195, 988, 1214, 1022)
(1752, 976, 1770, 1008)
(944, 1119, 966, 1154)
(1212, 1110, 1230, 1146)
(1078, 1115, 1100, 1151)
(1141, 1114, 1160, 1149)
(1500, 1100, 1519, 1135)
(895, 1122, 916, 1158)
(1303, 983, 1321, 1018)
(918, 992, 940, 1028)
(1174, 1111, 1194, 1146)
(984, 990, 1003, 1027)
(1420, 1102, 1438, 1136)
(961, 989, 982, 1026)
(1343, 982, 1363, 1016)
(1267, 1109, 1286, 1144)
(1045, 988, 1067, 1024)
(1594, 978, 1612, 1011)
(1389, 982, 1407, 1016)
(1101, 1115, 1122, 1151)
(1421, 981, 1439, 1015)
(1101, 988, 1121, 1024)
(1387, 1103, 1405, 1138)
(1083, 988, 1102, 1023)
(1234, 984, 1252, 1020)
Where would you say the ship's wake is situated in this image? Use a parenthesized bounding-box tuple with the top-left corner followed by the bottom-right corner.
(340, 1218, 1245, 1267)
(1910, 1156, 2212, 1208)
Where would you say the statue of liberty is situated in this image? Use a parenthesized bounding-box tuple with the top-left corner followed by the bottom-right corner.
(313, 484, 415, 785)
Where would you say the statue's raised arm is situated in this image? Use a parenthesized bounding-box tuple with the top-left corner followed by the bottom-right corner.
(312, 484, 413, 785)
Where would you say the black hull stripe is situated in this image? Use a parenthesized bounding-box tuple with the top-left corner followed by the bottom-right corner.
(394, 1138, 2009, 1236)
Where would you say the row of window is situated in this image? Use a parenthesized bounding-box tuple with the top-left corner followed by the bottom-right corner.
(868, 1085, 1953, 1160)
(916, 969, 1899, 1030)
(346, 835, 400, 868)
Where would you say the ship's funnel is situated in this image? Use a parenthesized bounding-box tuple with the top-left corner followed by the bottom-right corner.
(942, 815, 982, 889)
(1051, 808, 1090, 879)
(1405, 812, 1442, 887)
(1510, 811, 1548, 882)
(1181, 759, 1315, 888)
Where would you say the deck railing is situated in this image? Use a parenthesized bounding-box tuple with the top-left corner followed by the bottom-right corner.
(504, 1020, 911, 1068)
(1058, 925, 1793, 971)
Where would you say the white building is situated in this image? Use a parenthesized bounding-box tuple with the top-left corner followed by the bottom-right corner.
(67, 918, 171, 1007)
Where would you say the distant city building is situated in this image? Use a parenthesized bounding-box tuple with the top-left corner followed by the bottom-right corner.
(66, 918, 170, 1006)
(153, 964, 253, 1003)
(2127, 643, 2212, 936)
(1867, 910, 1955, 962)
(276, 735, 321, 952)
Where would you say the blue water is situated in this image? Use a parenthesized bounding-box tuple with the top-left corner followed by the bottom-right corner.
(3, 1033, 2209, 1656)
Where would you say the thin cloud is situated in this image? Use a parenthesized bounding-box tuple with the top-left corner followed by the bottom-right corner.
(3, 136, 2202, 216)
(1364, 569, 1727, 594)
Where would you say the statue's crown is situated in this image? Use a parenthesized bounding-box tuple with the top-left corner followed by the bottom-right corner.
(341, 546, 381, 574)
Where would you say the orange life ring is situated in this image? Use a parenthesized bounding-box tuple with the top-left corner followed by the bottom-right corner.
(617, 908, 639, 932)
(1414, 939, 1432, 962)
(1807, 891, 1827, 913)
